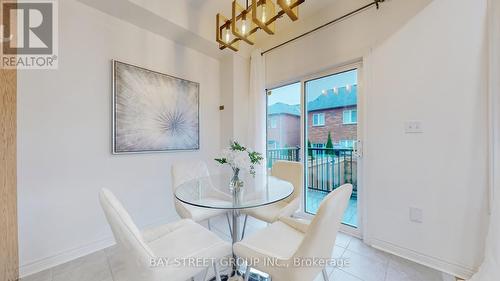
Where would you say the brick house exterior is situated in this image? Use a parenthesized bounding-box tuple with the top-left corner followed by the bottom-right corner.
(267, 85, 358, 149)
(307, 105, 357, 147)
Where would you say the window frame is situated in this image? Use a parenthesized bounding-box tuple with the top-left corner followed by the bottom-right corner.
(269, 116, 278, 129)
(299, 62, 363, 238)
(266, 61, 363, 238)
(339, 139, 356, 148)
(268, 140, 278, 149)
(312, 143, 326, 148)
(312, 112, 325, 127)
(343, 109, 358, 125)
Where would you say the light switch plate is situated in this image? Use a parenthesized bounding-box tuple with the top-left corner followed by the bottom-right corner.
(405, 120, 423, 133)
(410, 207, 423, 223)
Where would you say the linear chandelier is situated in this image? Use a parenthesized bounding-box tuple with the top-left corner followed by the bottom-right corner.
(216, 0, 305, 52)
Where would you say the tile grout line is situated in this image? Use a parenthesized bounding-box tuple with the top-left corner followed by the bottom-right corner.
(328, 245, 346, 279)
(103, 249, 116, 281)
(338, 269, 365, 281)
(382, 257, 389, 281)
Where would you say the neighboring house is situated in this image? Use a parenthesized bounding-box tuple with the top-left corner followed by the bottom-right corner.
(268, 85, 357, 149)
(308, 85, 357, 148)
(267, 102, 301, 149)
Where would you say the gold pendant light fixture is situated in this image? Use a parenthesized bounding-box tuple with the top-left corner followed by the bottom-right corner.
(216, 0, 305, 52)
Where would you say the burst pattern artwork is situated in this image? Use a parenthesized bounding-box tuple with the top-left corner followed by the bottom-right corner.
(113, 61, 199, 153)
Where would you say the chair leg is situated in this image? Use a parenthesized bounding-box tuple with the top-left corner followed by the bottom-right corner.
(213, 261, 222, 281)
(322, 268, 329, 281)
(244, 265, 251, 281)
(208, 218, 212, 230)
(201, 266, 209, 281)
(225, 213, 233, 237)
(241, 214, 248, 240)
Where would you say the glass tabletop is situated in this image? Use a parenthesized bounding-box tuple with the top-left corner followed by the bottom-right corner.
(175, 173, 294, 210)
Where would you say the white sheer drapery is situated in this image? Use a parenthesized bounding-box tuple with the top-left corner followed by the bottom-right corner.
(247, 49, 267, 169)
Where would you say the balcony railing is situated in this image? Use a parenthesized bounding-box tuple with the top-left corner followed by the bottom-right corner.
(267, 147, 301, 167)
(267, 147, 357, 197)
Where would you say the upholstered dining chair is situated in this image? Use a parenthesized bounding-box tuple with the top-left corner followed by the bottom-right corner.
(99, 188, 231, 281)
(234, 184, 353, 281)
(171, 160, 228, 230)
(241, 160, 303, 238)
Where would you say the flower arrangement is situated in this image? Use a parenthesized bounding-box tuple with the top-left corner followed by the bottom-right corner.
(215, 141, 264, 176)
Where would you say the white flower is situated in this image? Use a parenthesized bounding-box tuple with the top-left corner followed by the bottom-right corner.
(232, 150, 251, 171)
(221, 149, 251, 171)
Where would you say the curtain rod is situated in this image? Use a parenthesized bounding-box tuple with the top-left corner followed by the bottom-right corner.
(261, 0, 385, 56)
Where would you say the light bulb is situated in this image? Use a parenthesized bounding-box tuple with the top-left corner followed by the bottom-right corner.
(261, 5, 267, 23)
(346, 84, 351, 92)
(333, 87, 338, 95)
(224, 27, 231, 43)
(241, 19, 247, 35)
(286, 0, 292, 5)
(322, 90, 327, 95)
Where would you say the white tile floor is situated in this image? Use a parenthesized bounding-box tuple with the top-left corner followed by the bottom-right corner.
(21, 215, 448, 281)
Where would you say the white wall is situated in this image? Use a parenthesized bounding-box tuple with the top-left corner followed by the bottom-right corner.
(261, 0, 489, 278)
(262, 0, 433, 87)
(363, 0, 488, 277)
(219, 54, 251, 147)
(220, 55, 235, 147)
(17, 0, 222, 276)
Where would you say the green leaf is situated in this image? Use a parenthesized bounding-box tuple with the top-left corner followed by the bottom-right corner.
(248, 151, 264, 165)
(230, 141, 246, 151)
(214, 158, 227, 165)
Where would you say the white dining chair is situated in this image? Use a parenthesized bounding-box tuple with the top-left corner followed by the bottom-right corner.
(171, 160, 229, 230)
(99, 188, 231, 281)
(241, 160, 303, 238)
(234, 184, 353, 281)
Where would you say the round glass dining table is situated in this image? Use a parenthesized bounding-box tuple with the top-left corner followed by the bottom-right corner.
(175, 173, 294, 211)
(175, 173, 294, 280)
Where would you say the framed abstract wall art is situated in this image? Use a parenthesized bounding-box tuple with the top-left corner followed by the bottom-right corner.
(112, 60, 200, 154)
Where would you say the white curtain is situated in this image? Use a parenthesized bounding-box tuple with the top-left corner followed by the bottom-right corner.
(469, 1, 500, 280)
(248, 49, 267, 166)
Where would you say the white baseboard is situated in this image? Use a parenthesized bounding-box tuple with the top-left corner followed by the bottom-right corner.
(19, 236, 115, 278)
(364, 237, 477, 280)
(19, 216, 175, 278)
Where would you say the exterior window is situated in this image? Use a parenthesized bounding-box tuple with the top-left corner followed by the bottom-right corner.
(268, 140, 278, 149)
(339, 140, 356, 148)
(270, 117, 278, 128)
(312, 113, 325, 126)
(343, 110, 357, 124)
(312, 143, 325, 148)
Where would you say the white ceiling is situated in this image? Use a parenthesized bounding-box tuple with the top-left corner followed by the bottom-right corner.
(126, 0, 339, 42)
(77, 0, 341, 58)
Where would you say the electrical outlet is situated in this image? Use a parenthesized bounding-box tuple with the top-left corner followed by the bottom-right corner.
(405, 120, 423, 133)
(410, 207, 423, 223)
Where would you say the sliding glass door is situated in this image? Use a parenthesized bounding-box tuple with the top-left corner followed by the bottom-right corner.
(265, 67, 361, 230)
(304, 69, 359, 228)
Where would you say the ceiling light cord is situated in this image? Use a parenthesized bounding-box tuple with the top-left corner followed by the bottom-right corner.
(261, 0, 385, 56)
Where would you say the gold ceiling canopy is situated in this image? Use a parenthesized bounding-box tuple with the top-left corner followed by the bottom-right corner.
(216, 0, 305, 52)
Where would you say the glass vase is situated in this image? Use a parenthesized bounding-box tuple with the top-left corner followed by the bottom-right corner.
(229, 167, 244, 191)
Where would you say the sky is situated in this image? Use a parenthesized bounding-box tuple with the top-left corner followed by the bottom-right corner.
(267, 69, 358, 106)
